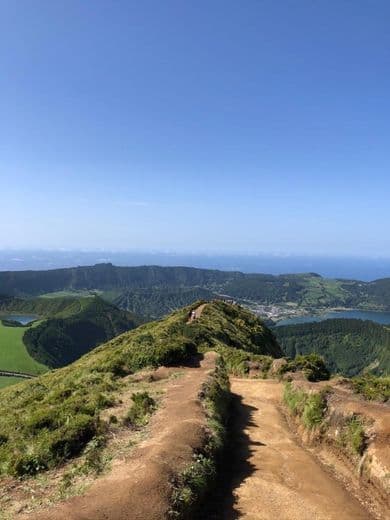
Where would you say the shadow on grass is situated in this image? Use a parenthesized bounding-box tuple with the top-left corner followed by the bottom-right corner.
(200, 392, 265, 519)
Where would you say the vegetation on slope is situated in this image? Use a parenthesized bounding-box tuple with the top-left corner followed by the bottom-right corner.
(283, 382, 368, 459)
(1, 263, 389, 310)
(279, 353, 330, 382)
(275, 318, 390, 376)
(188, 301, 282, 358)
(170, 357, 230, 518)
(0, 294, 95, 318)
(23, 297, 141, 368)
(351, 375, 390, 402)
(112, 287, 217, 318)
(0, 320, 47, 375)
(0, 302, 280, 477)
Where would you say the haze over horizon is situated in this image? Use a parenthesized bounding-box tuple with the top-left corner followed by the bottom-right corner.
(1, 248, 390, 281)
(1, 1, 389, 256)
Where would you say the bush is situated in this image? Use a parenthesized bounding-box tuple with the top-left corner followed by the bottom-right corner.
(338, 415, 366, 456)
(302, 392, 327, 429)
(351, 375, 390, 402)
(283, 382, 327, 429)
(280, 353, 330, 382)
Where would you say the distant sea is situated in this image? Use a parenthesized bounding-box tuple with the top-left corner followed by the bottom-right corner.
(0, 250, 389, 282)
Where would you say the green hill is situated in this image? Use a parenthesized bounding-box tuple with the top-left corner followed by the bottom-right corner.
(23, 297, 141, 368)
(0, 293, 95, 318)
(111, 287, 217, 318)
(1, 263, 389, 310)
(0, 301, 281, 477)
(274, 318, 390, 376)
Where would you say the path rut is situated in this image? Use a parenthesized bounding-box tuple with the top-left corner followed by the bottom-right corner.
(214, 379, 373, 520)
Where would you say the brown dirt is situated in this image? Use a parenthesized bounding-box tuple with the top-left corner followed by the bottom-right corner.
(187, 303, 207, 323)
(20, 352, 218, 520)
(216, 379, 374, 520)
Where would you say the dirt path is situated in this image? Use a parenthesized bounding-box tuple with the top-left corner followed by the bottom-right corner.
(187, 303, 207, 323)
(23, 352, 217, 520)
(215, 379, 372, 520)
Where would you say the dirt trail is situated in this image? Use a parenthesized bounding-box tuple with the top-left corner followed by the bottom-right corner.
(187, 303, 207, 323)
(216, 379, 372, 520)
(24, 352, 217, 520)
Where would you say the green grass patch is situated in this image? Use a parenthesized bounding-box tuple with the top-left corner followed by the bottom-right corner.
(351, 375, 390, 402)
(279, 353, 330, 382)
(0, 302, 279, 477)
(124, 392, 156, 428)
(170, 357, 230, 518)
(0, 376, 25, 389)
(283, 382, 327, 429)
(0, 321, 47, 375)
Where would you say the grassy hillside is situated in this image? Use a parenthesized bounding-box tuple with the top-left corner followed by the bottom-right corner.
(0, 294, 95, 318)
(275, 318, 390, 376)
(112, 287, 217, 318)
(0, 320, 47, 375)
(23, 297, 142, 368)
(1, 263, 389, 310)
(0, 301, 281, 477)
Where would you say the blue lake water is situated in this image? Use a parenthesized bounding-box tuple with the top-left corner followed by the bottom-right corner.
(1, 314, 37, 325)
(276, 310, 390, 327)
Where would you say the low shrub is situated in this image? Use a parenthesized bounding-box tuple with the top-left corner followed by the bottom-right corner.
(280, 353, 330, 382)
(170, 358, 230, 518)
(124, 392, 156, 428)
(283, 382, 327, 429)
(338, 415, 366, 456)
(351, 375, 390, 402)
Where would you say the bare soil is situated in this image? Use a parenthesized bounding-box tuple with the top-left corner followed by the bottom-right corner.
(211, 379, 375, 520)
(18, 352, 218, 520)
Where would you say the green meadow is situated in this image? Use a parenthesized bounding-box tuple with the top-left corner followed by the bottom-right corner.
(0, 321, 48, 375)
(0, 376, 25, 389)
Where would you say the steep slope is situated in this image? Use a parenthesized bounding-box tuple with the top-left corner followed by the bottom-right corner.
(22, 297, 142, 368)
(0, 301, 281, 477)
(275, 318, 390, 376)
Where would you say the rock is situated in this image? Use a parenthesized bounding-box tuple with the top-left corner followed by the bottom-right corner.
(269, 358, 288, 376)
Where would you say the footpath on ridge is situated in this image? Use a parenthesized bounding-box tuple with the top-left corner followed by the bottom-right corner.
(207, 379, 376, 520)
(22, 350, 218, 520)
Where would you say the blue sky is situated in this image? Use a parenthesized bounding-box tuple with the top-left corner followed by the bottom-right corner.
(0, 1, 389, 255)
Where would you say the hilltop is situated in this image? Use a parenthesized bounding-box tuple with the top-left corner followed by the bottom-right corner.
(1, 263, 389, 311)
(0, 301, 281, 478)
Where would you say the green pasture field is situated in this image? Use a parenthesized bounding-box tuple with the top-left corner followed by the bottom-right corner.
(40, 290, 101, 298)
(0, 321, 48, 375)
(0, 376, 25, 389)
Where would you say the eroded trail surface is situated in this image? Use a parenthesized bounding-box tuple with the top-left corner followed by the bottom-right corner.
(216, 379, 372, 520)
(22, 353, 217, 520)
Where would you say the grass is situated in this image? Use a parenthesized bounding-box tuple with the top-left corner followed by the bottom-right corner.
(40, 290, 101, 299)
(351, 375, 390, 402)
(0, 321, 47, 375)
(283, 382, 327, 429)
(279, 353, 330, 382)
(123, 392, 156, 427)
(0, 376, 25, 389)
(0, 301, 277, 477)
(170, 357, 230, 518)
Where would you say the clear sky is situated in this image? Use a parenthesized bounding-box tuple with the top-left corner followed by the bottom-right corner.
(0, 1, 389, 256)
